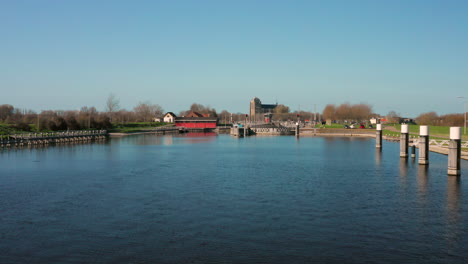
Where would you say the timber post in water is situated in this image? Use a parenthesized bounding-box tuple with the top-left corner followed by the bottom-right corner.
(400, 124, 409, 158)
(376, 124, 382, 149)
(448, 127, 461, 176)
(295, 114, 300, 138)
(418, 126, 429, 165)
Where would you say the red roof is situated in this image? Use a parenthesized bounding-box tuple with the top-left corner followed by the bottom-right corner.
(186, 111, 204, 118)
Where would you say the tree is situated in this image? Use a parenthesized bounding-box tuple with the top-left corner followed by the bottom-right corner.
(439, 113, 463, 126)
(77, 106, 98, 129)
(335, 103, 351, 122)
(271, 104, 290, 121)
(218, 110, 231, 123)
(181, 103, 217, 117)
(274, 104, 290, 114)
(350, 104, 373, 122)
(105, 93, 121, 123)
(386, 111, 401, 124)
(105, 93, 120, 113)
(322, 104, 336, 121)
(0, 104, 14, 122)
(416, 112, 438, 125)
(134, 102, 164, 122)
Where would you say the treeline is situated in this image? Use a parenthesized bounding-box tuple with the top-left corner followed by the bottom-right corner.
(179, 103, 217, 117)
(322, 103, 374, 122)
(1, 104, 112, 132)
(0, 101, 165, 132)
(415, 112, 464, 126)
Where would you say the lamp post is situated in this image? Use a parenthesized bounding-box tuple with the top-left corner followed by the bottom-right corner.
(457, 97, 466, 135)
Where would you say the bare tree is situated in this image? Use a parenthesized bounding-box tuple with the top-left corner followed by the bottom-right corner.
(439, 113, 464, 126)
(180, 103, 217, 117)
(106, 93, 120, 113)
(386, 111, 401, 124)
(416, 112, 439, 125)
(322, 104, 336, 121)
(335, 103, 351, 122)
(0, 104, 14, 122)
(350, 104, 373, 122)
(134, 102, 164, 122)
(271, 104, 290, 121)
(105, 93, 120, 123)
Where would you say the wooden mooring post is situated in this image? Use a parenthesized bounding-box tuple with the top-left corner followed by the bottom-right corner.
(376, 124, 382, 148)
(448, 127, 461, 176)
(400, 124, 409, 158)
(418, 126, 429, 165)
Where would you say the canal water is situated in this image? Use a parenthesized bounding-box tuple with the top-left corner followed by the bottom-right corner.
(1, 134, 467, 263)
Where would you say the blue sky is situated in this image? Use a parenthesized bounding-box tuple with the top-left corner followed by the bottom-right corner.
(1, 0, 467, 117)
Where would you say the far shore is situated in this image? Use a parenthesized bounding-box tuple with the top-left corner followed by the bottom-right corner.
(108, 128, 468, 160)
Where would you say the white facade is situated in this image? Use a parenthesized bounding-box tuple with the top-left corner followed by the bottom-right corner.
(163, 112, 176, 123)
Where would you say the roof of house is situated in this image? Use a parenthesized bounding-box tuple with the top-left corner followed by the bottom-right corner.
(164, 112, 177, 117)
(185, 111, 205, 118)
(175, 117, 218, 122)
(261, 104, 278, 110)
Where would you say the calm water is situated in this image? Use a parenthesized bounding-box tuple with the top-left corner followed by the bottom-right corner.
(1, 134, 467, 264)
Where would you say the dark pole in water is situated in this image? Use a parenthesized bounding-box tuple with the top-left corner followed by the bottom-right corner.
(400, 124, 409, 158)
(418, 125, 429, 165)
(376, 124, 382, 149)
(244, 114, 248, 137)
(295, 114, 300, 137)
(448, 127, 461, 176)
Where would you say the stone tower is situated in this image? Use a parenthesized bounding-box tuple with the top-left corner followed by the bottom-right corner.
(250, 97, 262, 121)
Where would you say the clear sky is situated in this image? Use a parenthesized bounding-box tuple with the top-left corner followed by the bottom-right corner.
(1, 0, 468, 117)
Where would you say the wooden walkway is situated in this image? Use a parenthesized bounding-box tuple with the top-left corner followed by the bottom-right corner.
(0, 130, 107, 148)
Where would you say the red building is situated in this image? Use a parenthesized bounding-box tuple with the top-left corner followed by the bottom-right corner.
(175, 111, 218, 128)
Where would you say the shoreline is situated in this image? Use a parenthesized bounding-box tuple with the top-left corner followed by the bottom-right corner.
(108, 131, 167, 137)
(108, 129, 468, 160)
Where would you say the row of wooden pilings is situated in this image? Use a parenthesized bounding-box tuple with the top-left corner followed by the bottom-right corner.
(376, 124, 463, 176)
(0, 130, 107, 148)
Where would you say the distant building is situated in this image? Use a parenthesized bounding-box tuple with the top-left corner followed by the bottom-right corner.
(401, 118, 415, 124)
(175, 111, 218, 128)
(250, 97, 278, 121)
(163, 112, 177, 123)
(185, 111, 212, 118)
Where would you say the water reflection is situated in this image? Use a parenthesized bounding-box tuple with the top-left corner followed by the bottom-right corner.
(399, 158, 408, 176)
(446, 177, 461, 222)
(416, 165, 429, 204)
(177, 132, 217, 144)
(445, 176, 461, 247)
(123, 134, 164, 145)
(1, 135, 468, 263)
(375, 148, 382, 167)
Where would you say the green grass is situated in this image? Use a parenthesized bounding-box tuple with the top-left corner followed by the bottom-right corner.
(318, 123, 347, 128)
(383, 124, 468, 140)
(0, 123, 28, 136)
(109, 122, 170, 133)
(1, 121, 171, 136)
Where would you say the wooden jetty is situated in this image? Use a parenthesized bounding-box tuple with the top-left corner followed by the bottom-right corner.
(0, 130, 107, 148)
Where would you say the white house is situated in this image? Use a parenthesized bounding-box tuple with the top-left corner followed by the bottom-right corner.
(163, 112, 177, 123)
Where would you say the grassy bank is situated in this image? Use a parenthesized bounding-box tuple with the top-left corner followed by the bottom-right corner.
(1, 122, 171, 137)
(109, 122, 170, 133)
(383, 124, 468, 140)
